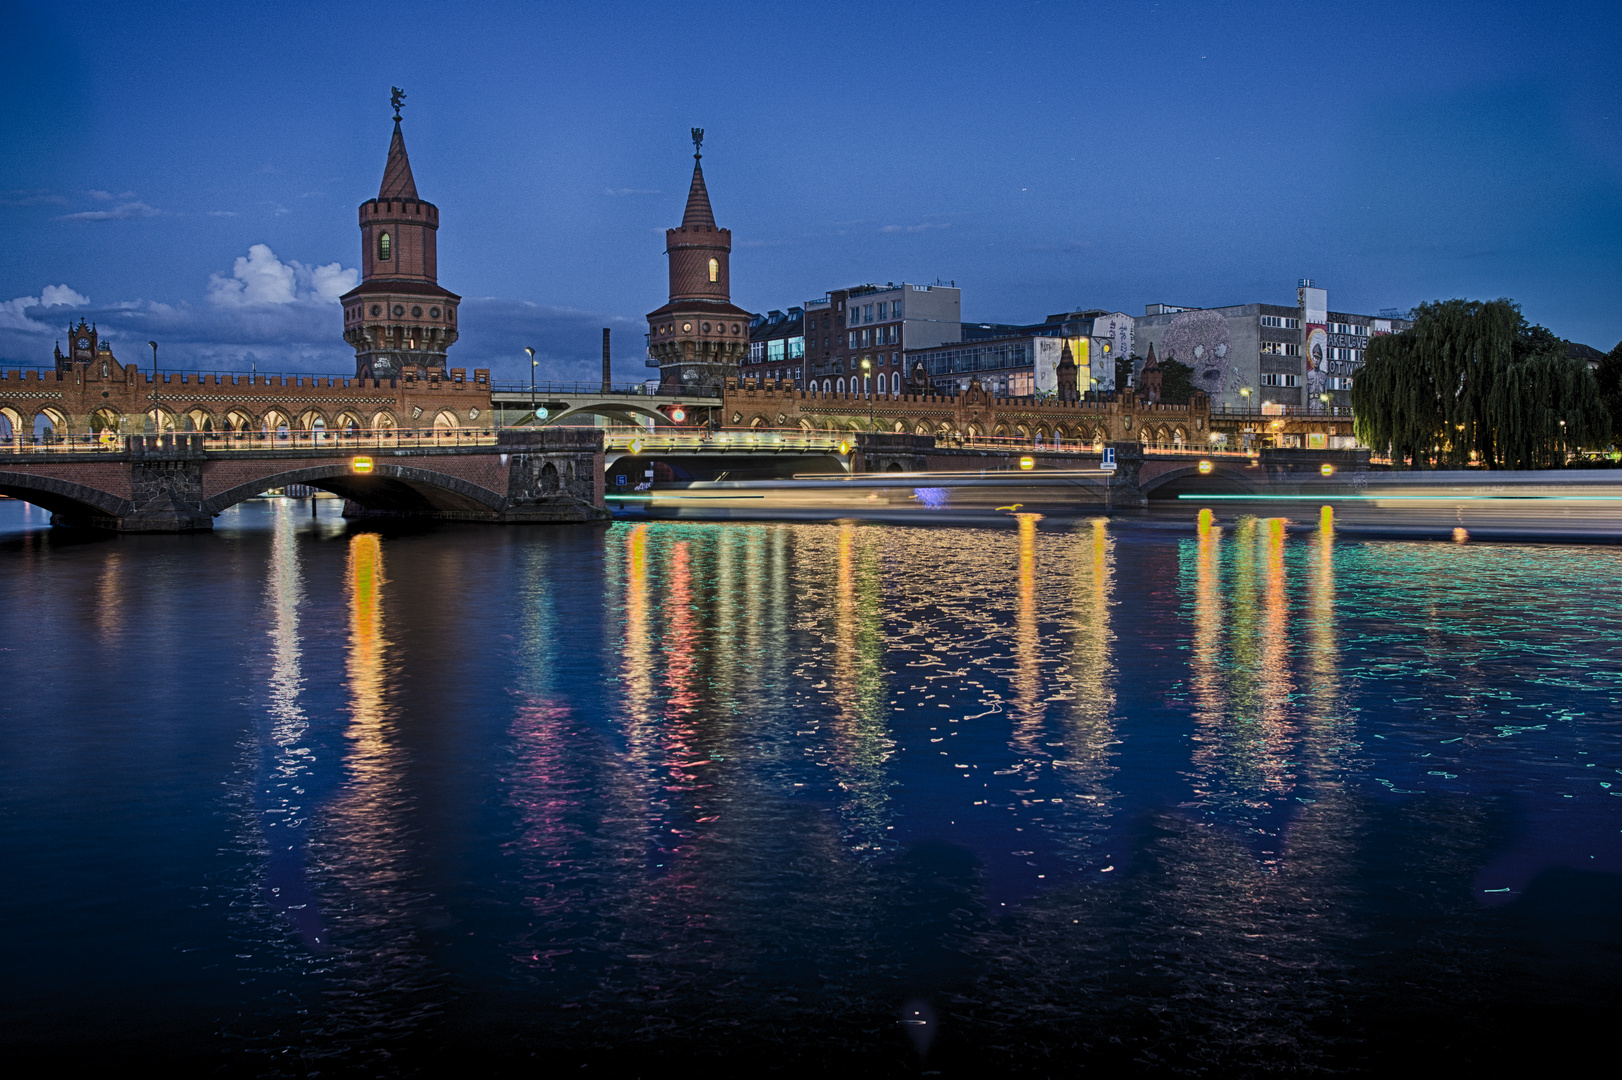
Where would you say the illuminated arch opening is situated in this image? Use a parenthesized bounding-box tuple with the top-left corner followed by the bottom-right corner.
(0, 406, 24, 443)
(378, 231, 392, 261)
(708, 258, 718, 283)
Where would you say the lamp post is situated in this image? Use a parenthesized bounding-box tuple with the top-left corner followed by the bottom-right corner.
(860, 356, 873, 430)
(525, 347, 537, 425)
(147, 340, 159, 435)
(1319, 392, 1330, 415)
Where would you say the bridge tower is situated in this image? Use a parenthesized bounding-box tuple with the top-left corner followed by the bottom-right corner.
(341, 89, 461, 381)
(645, 129, 751, 393)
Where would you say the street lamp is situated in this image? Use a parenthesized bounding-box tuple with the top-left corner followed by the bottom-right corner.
(525, 346, 537, 425)
(148, 340, 159, 434)
(860, 356, 873, 430)
(1319, 392, 1330, 415)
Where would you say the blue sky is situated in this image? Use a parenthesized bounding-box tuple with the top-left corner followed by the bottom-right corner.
(2, 0, 1618, 383)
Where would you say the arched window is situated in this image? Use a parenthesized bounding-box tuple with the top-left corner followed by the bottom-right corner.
(708, 258, 718, 283)
(836, 378, 846, 394)
(891, 372, 900, 394)
(378, 232, 392, 261)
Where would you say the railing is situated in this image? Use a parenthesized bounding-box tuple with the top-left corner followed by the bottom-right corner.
(0, 427, 499, 455)
(1212, 404, 1355, 418)
(490, 381, 722, 399)
(603, 425, 1252, 457)
(603, 426, 845, 454)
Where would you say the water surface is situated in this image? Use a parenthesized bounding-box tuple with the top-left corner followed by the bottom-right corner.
(2, 498, 1619, 1074)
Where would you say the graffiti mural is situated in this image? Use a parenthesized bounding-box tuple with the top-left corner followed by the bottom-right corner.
(1305, 324, 1328, 399)
(1160, 310, 1237, 397)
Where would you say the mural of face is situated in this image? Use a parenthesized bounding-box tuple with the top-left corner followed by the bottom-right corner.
(1305, 327, 1328, 397)
(1161, 310, 1234, 396)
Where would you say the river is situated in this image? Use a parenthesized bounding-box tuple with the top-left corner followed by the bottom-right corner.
(2, 497, 1619, 1075)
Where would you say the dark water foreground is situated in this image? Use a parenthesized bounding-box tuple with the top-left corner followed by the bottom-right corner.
(2, 498, 1619, 1076)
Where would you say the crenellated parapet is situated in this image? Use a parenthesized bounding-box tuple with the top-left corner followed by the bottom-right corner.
(0, 363, 493, 440)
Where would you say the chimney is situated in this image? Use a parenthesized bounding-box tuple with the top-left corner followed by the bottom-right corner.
(602, 328, 612, 393)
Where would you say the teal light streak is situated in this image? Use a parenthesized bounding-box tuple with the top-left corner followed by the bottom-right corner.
(1177, 494, 1622, 502)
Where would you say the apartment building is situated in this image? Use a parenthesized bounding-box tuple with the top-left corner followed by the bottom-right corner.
(801, 282, 961, 394)
(924, 309, 1134, 396)
(743, 307, 806, 385)
(1132, 282, 1412, 411)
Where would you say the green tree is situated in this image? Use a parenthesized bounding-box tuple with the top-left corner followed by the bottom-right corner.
(1597, 341, 1622, 446)
(1351, 299, 1610, 469)
(1116, 352, 1136, 394)
(1158, 358, 1195, 403)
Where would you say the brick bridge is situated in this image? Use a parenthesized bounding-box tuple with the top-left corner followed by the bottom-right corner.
(0, 428, 606, 531)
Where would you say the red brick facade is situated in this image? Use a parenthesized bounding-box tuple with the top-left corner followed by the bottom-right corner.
(5, 322, 493, 438)
(340, 116, 460, 380)
(646, 134, 752, 391)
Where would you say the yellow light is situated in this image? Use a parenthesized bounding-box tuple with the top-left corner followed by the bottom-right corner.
(1019, 455, 1034, 470)
(1320, 505, 1334, 531)
(671, 407, 686, 422)
(1320, 463, 1334, 476)
(629, 438, 643, 455)
(352, 456, 374, 473)
(1198, 460, 1213, 474)
(837, 439, 851, 456)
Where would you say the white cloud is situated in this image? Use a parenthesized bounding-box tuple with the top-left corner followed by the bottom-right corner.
(60, 201, 161, 222)
(207, 210, 238, 217)
(879, 222, 951, 234)
(0, 284, 91, 333)
(88, 190, 113, 201)
(207, 244, 357, 308)
(41, 284, 90, 307)
(605, 187, 663, 196)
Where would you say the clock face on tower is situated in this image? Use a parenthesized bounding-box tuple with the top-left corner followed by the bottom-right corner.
(77, 338, 90, 349)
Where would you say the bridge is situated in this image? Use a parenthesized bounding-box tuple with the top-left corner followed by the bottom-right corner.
(0, 428, 606, 531)
(492, 381, 721, 428)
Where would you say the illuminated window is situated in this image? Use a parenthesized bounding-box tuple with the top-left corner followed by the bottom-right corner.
(378, 232, 391, 260)
(708, 258, 718, 282)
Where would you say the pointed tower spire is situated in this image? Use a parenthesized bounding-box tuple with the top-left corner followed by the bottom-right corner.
(379, 121, 418, 200)
(682, 128, 715, 228)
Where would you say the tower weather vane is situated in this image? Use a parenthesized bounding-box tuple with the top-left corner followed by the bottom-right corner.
(691, 127, 703, 157)
(391, 86, 406, 122)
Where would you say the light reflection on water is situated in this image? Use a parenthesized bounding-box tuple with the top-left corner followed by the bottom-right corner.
(1, 500, 1620, 1072)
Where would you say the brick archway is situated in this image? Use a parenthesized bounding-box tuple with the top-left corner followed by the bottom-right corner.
(202, 461, 508, 517)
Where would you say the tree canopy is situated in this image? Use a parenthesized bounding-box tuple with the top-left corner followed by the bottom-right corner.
(1157, 358, 1195, 403)
(1350, 299, 1611, 469)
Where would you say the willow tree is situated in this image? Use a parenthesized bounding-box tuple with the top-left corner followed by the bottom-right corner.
(1352, 299, 1609, 468)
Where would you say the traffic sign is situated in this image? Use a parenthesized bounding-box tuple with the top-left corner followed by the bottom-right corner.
(1101, 446, 1116, 472)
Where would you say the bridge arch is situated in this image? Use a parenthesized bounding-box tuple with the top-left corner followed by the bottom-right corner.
(1140, 463, 1265, 500)
(0, 468, 131, 522)
(537, 400, 678, 427)
(203, 461, 508, 518)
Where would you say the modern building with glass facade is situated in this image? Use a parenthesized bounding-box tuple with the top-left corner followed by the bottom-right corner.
(742, 307, 806, 385)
